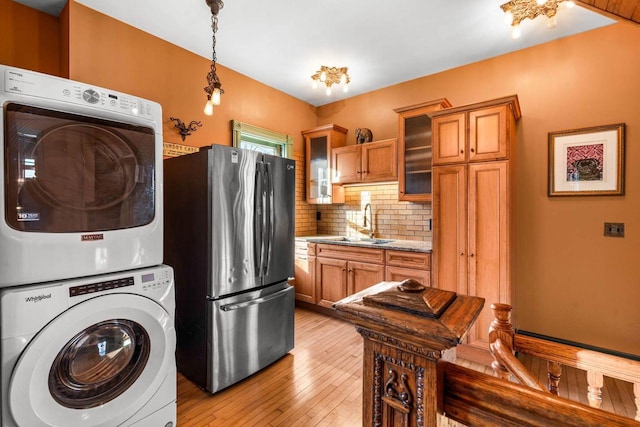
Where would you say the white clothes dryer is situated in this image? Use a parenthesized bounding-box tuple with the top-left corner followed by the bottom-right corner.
(0, 265, 176, 427)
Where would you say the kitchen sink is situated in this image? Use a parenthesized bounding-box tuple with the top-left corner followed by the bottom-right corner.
(338, 237, 395, 245)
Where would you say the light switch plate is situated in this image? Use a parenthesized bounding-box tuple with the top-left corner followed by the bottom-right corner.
(604, 222, 624, 237)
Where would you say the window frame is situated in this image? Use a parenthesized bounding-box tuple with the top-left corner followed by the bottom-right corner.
(231, 120, 293, 158)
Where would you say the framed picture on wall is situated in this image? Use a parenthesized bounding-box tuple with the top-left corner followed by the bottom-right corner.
(548, 123, 625, 196)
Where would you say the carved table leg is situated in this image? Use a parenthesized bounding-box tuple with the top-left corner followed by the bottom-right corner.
(547, 361, 562, 395)
(586, 370, 604, 408)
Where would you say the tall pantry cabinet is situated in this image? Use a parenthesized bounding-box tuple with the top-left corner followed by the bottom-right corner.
(429, 95, 521, 351)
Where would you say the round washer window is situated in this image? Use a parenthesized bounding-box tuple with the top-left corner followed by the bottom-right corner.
(31, 124, 140, 211)
(48, 319, 150, 409)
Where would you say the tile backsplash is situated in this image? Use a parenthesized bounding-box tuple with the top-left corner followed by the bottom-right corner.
(316, 183, 432, 241)
(294, 152, 432, 241)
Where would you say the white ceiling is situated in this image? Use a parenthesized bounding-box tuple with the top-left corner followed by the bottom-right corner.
(15, 0, 614, 107)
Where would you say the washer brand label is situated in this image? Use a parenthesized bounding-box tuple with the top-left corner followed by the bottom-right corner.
(81, 233, 104, 241)
(17, 212, 40, 222)
(24, 293, 52, 303)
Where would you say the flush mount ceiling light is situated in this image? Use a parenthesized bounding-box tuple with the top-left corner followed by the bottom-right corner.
(203, 0, 224, 116)
(311, 66, 350, 96)
(501, 0, 575, 39)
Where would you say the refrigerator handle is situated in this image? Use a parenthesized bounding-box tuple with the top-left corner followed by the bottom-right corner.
(264, 162, 274, 275)
(254, 165, 263, 274)
(219, 286, 290, 311)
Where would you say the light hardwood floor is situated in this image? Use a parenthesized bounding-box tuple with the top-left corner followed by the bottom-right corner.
(176, 307, 637, 426)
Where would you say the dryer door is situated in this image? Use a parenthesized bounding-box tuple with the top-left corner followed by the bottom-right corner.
(8, 294, 175, 427)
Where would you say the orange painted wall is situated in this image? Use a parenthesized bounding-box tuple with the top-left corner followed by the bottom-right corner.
(5, 2, 640, 355)
(0, 0, 61, 76)
(66, 3, 316, 152)
(317, 23, 640, 355)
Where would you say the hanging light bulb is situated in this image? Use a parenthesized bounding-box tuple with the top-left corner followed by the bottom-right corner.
(325, 86, 332, 96)
(343, 84, 349, 93)
(565, 0, 575, 7)
(503, 10, 514, 25)
(546, 15, 558, 28)
(203, 0, 224, 114)
(212, 85, 222, 105)
(204, 98, 214, 116)
(339, 73, 347, 85)
(536, 0, 547, 5)
(511, 24, 522, 39)
(320, 71, 327, 82)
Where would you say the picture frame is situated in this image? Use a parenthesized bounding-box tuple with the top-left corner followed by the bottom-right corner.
(548, 123, 625, 196)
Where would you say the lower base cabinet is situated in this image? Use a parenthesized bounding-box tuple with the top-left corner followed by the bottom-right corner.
(294, 242, 432, 308)
(294, 242, 316, 303)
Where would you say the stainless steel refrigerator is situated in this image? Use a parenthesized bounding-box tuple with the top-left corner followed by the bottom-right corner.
(163, 144, 295, 394)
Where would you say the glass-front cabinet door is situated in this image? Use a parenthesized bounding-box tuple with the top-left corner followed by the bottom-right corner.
(395, 99, 451, 202)
(302, 124, 347, 204)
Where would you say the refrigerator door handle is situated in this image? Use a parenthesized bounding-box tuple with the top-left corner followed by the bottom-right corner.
(264, 162, 274, 275)
(219, 286, 291, 311)
(254, 165, 263, 274)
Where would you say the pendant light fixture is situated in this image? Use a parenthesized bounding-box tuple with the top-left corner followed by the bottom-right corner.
(203, 0, 224, 116)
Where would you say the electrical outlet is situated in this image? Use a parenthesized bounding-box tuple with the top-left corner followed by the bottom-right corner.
(604, 222, 624, 237)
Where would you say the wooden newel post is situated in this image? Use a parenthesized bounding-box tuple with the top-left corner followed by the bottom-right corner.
(333, 280, 484, 427)
(488, 303, 515, 380)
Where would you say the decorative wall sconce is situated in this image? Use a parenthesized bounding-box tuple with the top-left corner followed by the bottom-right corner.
(501, 0, 575, 39)
(311, 66, 350, 96)
(170, 117, 202, 141)
(203, 0, 225, 116)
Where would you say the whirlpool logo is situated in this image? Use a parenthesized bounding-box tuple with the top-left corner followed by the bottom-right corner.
(24, 293, 52, 303)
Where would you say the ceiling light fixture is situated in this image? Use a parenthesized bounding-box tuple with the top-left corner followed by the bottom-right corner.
(311, 66, 350, 96)
(203, 0, 224, 116)
(501, 0, 575, 39)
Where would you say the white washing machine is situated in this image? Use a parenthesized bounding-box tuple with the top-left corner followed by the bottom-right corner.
(0, 264, 176, 427)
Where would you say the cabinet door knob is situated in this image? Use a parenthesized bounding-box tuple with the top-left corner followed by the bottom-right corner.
(460, 252, 465, 256)
(470, 148, 475, 153)
(460, 150, 464, 154)
(470, 253, 475, 258)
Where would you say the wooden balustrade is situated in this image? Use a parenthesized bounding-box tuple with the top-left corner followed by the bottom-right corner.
(489, 303, 640, 423)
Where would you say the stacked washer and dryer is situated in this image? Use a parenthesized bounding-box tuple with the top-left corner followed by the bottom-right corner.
(0, 66, 176, 427)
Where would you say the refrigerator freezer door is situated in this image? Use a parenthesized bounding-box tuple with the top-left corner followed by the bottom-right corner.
(261, 154, 295, 287)
(209, 145, 262, 298)
(207, 282, 294, 393)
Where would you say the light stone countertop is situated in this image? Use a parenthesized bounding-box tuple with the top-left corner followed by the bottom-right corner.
(296, 235, 432, 253)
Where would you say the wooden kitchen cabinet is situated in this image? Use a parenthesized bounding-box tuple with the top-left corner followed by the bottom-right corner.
(385, 249, 431, 286)
(315, 243, 385, 308)
(302, 124, 347, 204)
(293, 241, 316, 303)
(432, 101, 515, 166)
(394, 99, 452, 202)
(332, 138, 398, 184)
(430, 95, 520, 351)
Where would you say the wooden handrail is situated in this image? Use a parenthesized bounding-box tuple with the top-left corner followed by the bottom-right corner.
(441, 362, 640, 427)
(489, 303, 640, 421)
(491, 338, 547, 392)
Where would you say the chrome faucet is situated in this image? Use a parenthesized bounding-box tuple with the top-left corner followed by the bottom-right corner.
(363, 203, 374, 238)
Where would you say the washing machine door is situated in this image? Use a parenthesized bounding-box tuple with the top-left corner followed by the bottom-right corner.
(8, 293, 175, 427)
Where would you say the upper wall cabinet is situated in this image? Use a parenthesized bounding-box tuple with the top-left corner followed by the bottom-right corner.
(332, 138, 398, 184)
(302, 124, 347, 204)
(394, 99, 452, 202)
(432, 102, 518, 166)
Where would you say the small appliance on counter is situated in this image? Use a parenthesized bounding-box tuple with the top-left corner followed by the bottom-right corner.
(164, 144, 295, 393)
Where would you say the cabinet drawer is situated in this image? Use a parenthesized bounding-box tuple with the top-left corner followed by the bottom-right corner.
(295, 241, 316, 256)
(385, 266, 431, 287)
(385, 250, 431, 270)
(316, 244, 384, 264)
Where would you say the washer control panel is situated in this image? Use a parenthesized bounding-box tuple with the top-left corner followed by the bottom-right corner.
(3, 67, 157, 119)
(69, 277, 134, 297)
